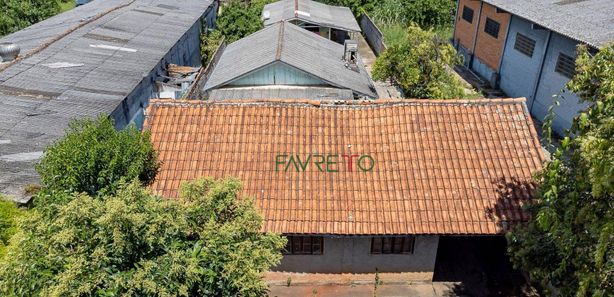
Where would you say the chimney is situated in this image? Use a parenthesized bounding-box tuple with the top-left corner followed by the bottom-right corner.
(343, 40, 359, 71)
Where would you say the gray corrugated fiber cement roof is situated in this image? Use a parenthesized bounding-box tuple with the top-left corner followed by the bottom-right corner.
(263, 0, 361, 32)
(484, 0, 614, 48)
(203, 22, 376, 98)
(0, 0, 212, 201)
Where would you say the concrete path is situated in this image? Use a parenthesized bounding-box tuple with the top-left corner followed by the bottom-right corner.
(356, 33, 402, 99)
(269, 282, 459, 297)
(267, 272, 460, 297)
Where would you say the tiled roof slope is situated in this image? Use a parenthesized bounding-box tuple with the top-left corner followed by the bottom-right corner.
(484, 0, 614, 48)
(263, 0, 361, 32)
(145, 98, 545, 235)
(0, 0, 212, 200)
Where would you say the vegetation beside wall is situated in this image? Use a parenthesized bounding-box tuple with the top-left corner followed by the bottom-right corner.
(372, 24, 465, 99)
(507, 44, 614, 297)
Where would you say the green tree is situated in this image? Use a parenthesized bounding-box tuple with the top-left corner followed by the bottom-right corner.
(371, 24, 464, 99)
(216, 0, 273, 43)
(0, 0, 60, 36)
(0, 178, 286, 297)
(507, 44, 614, 296)
(35, 115, 159, 200)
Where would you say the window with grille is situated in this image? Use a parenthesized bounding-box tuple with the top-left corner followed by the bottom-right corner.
(513, 33, 536, 57)
(462, 6, 474, 23)
(370, 237, 415, 254)
(484, 18, 500, 38)
(284, 236, 323, 255)
(554, 53, 576, 78)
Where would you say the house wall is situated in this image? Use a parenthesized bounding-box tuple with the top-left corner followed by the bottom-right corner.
(454, 0, 481, 53)
(110, 3, 218, 129)
(532, 32, 587, 134)
(228, 62, 327, 86)
(471, 3, 510, 85)
(498, 15, 550, 100)
(273, 236, 440, 281)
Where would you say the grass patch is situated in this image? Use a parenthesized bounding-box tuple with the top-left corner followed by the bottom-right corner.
(378, 23, 454, 47)
(379, 23, 407, 47)
(58, 1, 75, 13)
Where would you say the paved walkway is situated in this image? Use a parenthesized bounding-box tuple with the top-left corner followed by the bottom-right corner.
(269, 283, 459, 297)
(267, 272, 459, 297)
(356, 33, 402, 99)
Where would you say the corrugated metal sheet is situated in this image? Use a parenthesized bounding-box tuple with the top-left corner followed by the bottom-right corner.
(209, 86, 354, 100)
(263, 0, 361, 32)
(203, 22, 377, 98)
(483, 0, 614, 48)
(0, 0, 214, 200)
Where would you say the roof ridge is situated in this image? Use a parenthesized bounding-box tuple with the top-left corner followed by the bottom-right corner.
(149, 98, 528, 108)
(275, 21, 285, 60)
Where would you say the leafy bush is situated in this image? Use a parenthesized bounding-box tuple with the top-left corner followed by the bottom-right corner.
(0, 199, 23, 259)
(372, 24, 464, 99)
(35, 115, 159, 199)
(0, 178, 286, 297)
(0, 0, 61, 36)
(200, 30, 224, 66)
(507, 44, 614, 297)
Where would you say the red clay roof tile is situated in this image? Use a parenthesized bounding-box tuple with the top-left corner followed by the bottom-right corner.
(145, 98, 544, 235)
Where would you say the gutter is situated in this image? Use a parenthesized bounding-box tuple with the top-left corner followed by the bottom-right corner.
(469, 1, 484, 69)
(529, 29, 552, 113)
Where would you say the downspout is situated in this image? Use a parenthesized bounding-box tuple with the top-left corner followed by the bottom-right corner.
(529, 29, 552, 112)
(452, 0, 461, 47)
(495, 13, 512, 88)
(469, 1, 484, 69)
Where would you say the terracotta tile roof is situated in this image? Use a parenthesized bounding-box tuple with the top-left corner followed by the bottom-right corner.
(145, 98, 545, 235)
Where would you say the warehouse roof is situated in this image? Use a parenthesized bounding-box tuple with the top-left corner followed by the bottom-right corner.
(0, 0, 213, 200)
(484, 0, 614, 48)
(203, 22, 376, 98)
(262, 0, 361, 32)
(145, 98, 545, 235)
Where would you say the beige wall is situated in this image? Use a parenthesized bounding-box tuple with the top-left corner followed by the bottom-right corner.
(273, 236, 440, 281)
(474, 3, 510, 70)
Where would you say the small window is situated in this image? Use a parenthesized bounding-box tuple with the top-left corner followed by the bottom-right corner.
(484, 18, 500, 38)
(284, 236, 323, 255)
(371, 237, 415, 254)
(514, 33, 536, 57)
(554, 53, 576, 78)
(462, 6, 474, 23)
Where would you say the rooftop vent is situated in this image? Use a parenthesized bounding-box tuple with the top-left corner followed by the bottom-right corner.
(0, 42, 20, 62)
(343, 40, 359, 71)
(263, 10, 271, 20)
